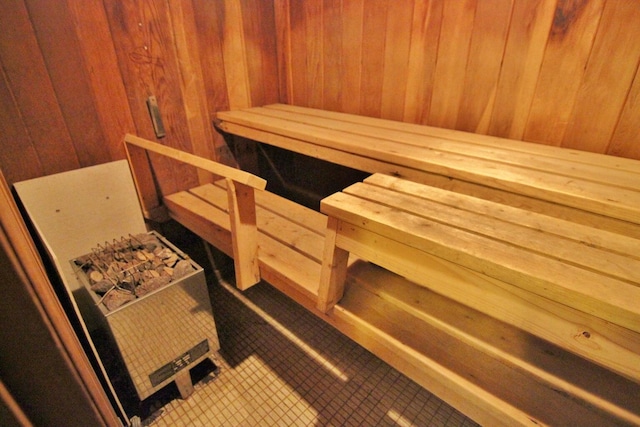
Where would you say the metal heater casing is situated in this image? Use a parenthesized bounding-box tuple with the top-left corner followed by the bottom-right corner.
(71, 231, 219, 400)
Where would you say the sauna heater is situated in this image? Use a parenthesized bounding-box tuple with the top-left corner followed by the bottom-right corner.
(70, 231, 219, 400)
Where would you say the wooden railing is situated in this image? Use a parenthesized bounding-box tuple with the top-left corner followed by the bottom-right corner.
(124, 134, 266, 290)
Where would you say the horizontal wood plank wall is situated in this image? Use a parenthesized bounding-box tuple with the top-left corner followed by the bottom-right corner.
(280, 0, 640, 160)
(0, 0, 280, 189)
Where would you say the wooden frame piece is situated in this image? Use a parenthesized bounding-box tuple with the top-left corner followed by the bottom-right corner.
(1, 171, 123, 425)
(226, 178, 260, 289)
(317, 217, 349, 312)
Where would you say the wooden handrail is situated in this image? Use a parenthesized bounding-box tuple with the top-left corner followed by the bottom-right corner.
(124, 133, 266, 191)
(124, 133, 262, 289)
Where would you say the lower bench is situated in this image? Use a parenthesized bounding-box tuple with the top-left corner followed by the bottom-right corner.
(318, 173, 640, 424)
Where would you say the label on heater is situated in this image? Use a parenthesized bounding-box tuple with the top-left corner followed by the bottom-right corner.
(149, 339, 210, 387)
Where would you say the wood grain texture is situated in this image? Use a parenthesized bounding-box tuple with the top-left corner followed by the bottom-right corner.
(524, 0, 606, 145)
(456, 0, 513, 133)
(303, 0, 323, 109)
(280, 0, 640, 159)
(339, 0, 363, 114)
(380, 0, 413, 122)
(0, 67, 43, 184)
(321, 0, 342, 112)
(359, 0, 388, 118)
(403, 0, 443, 124)
(428, 0, 476, 129)
(226, 179, 260, 289)
(191, 0, 232, 162)
(3, 0, 640, 193)
(488, 0, 556, 140)
(241, 0, 280, 107)
(167, 0, 218, 182)
(125, 134, 266, 189)
(320, 173, 640, 378)
(0, 0, 79, 177)
(66, 0, 137, 160)
(287, 0, 307, 106)
(609, 62, 640, 160)
(274, 0, 292, 104)
(562, 0, 640, 153)
(221, 0, 252, 109)
(25, 0, 110, 167)
(104, 0, 199, 195)
(217, 105, 640, 223)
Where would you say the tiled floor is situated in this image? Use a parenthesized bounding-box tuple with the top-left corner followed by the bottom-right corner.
(133, 262, 479, 427)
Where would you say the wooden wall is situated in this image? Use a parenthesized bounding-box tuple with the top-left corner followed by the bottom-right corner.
(0, 0, 279, 189)
(279, 0, 640, 159)
(1, 0, 639, 190)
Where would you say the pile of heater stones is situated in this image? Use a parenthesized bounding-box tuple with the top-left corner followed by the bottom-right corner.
(73, 233, 194, 311)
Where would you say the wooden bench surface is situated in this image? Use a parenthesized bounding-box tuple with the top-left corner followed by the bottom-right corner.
(320, 173, 640, 383)
(216, 104, 640, 225)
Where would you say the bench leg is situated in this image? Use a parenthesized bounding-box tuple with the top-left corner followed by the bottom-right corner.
(317, 217, 350, 313)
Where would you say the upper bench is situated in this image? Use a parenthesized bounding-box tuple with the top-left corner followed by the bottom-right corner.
(216, 104, 640, 227)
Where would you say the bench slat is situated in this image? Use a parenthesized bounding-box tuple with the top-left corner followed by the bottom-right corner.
(335, 221, 640, 383)
(257, 234, 321, 299)
(209, 180, 328, 234)
(188, 183, 325, 263)
(217, 120, 640, 236)
(217, 110, 640, 223)
(165, 191, 230, 231)
(365, 174, 640, 256)
(340, 280, 627, 427)
(163, 191, 233, 257)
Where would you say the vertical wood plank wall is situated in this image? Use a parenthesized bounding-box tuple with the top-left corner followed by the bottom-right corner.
(281, 0, 640, 160)
(0, 2, 638, 422)
(1, 0, 639, 189)
(0, 0, 279, 189)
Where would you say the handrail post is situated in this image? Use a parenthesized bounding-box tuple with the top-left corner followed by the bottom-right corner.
(226, 178, 261, 289)
(317, 217, 349, 312)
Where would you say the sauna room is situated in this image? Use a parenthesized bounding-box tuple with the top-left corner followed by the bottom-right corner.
(1, 1, 639, 426)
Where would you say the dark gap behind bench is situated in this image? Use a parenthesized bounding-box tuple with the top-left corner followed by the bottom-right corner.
(227, 136, 369, 211)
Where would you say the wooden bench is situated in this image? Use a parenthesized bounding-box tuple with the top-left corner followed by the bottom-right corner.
(318, 173, 640, 425)
(216, 104, 640, 236)
(124, 130, 640, 425)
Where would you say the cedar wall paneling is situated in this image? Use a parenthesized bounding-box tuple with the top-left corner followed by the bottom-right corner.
(1, 0, 639, 191)
(0, 0, 279, 188)
(280, 0, 640, 159)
